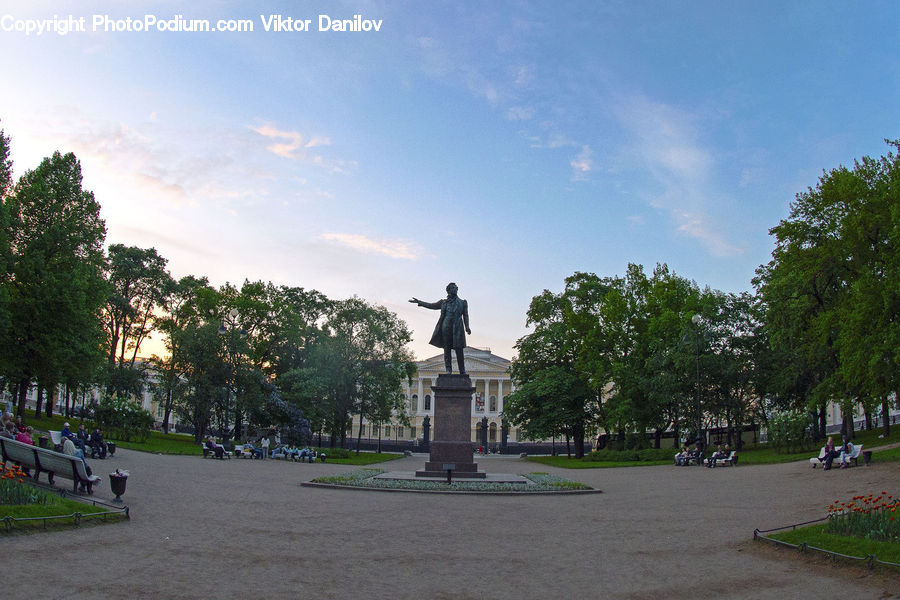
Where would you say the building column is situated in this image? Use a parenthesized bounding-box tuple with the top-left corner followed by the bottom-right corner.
(417, 378, 424, 414)
(497, 379, 504, 413)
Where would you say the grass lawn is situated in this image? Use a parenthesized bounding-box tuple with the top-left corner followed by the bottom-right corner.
(113, 431, 202, 455)
(528, 426, 900, 469)
(1, 495, 127, 533)
(327, 452, 405, 465)
(768, 523, 900, 564)
(529, 455, 673, 468)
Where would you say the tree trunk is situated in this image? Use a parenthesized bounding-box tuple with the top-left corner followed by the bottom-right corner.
(565, 432, 571, 458)
(864, 409, 872, 431)
(16, 379, 29, 419)
(45, 384, 55, 418)
(34, 386, 44, 417)
(653, 428, 662, 449)
(355, 416, 364, 455)
(162, 388, 172, 434)
(818, 406, 827, 439)
(573, 421, 585, 459)
(882, 396, 891, 437)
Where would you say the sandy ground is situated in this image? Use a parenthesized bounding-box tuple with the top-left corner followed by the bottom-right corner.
(4, 449, 898, 600)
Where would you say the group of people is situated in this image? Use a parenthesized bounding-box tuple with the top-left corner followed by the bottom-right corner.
(2, 413, 100, 491)
(674, 442, 733, 467)
(704, 443, 732, 467)
(820, 435, 855, 470)
(60, 422, 109, 459)
(1, 412, 34, 445)
(674, 443, 703, 466)
(269, 445, 324, 462)
(204, 436, 325, 462)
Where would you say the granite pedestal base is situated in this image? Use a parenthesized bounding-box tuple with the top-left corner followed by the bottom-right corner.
(416, 373, 485, 479)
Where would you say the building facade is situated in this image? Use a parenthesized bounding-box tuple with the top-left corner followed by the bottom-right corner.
(350, 347, 520, 446)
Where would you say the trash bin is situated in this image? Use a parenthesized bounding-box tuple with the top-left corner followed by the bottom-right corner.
(109, 469, 129, 503)
(38, 436, 49, 449)
(863, 450, 873, 466)
(107, 442, 116, 456)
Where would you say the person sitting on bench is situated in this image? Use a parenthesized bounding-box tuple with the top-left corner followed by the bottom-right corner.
(90, 427, 107, 459)
(838, 436, 855, 469)
(822, 436, 840, 470)
(706, 443, 726, 468)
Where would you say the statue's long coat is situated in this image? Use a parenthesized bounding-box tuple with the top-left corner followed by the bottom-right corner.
(420, 297, 468, 350)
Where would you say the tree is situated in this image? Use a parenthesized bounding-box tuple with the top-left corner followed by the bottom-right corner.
(103, 244, 172, 395)
(755, 141, 900, 439)
(2, 151, 107, 419)
(151, 274, 209, 433)
(506, 276, 603, 458)
(0, 125, 14, 393)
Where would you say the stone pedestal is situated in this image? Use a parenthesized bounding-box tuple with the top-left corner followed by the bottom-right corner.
(416, 373, 485, 479)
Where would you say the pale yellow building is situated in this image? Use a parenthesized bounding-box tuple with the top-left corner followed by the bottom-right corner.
(350, 347, 520, 445)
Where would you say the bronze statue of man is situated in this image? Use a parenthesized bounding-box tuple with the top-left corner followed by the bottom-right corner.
(409, 282, 471, 374)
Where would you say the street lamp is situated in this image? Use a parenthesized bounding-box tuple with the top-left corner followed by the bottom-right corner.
(691, 314, 703, 451)
(219, 308, 247, 442)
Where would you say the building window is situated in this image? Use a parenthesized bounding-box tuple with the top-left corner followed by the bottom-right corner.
(397, 426, 404, 438)
(360, 424, 367, 437)
(489, 395, 497, 412)
(424, 395, 431, 411)
(410, 426, 416, 439)
(157, 405, 163, 418)
(384, 425, 391, 438)
(489, 423, 497, 442)
(411, 394, 418, 412)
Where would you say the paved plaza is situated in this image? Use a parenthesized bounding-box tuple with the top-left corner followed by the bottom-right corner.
(4, 449, 898, 599)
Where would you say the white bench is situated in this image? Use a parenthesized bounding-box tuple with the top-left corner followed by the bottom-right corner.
(810, 444, 863, 468)
(715, 451, 738, 466)
(0, 437, 100, 493)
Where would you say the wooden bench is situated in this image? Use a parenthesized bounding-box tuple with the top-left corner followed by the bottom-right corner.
(0, 437, 100, 493)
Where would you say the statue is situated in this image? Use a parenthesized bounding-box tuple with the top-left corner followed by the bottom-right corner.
(409, 282, 471, 374)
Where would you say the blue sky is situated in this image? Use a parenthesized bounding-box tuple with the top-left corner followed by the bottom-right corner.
(1, 1, 898, 361)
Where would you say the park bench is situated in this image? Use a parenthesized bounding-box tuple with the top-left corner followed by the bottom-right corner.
(201, 442, 230, 459)
(0, 437, 100, 493)
(714, 451, 738, 467)
(809, 444, 863, 468)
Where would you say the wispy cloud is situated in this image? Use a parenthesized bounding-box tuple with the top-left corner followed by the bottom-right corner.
(320, 233, 422, 260)
(570, 145, 593, 180)
(251, 122, 354, 173)
(613, 94, 742, 257)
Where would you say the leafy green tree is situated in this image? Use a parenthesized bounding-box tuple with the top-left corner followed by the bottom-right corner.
(151, 274, 209, 433)
(3, 151, 107, 419)
(506, 276, 603, 458)
(0, 125, 14, 394)
(756, 141, 900, 439)
(103, 244, 172, 396)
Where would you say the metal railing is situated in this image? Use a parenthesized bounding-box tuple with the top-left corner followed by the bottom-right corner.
(754, 519, 900, 571)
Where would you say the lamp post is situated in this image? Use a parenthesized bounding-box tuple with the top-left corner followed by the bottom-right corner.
(691, 313, 703, 451)
(218, 308, 247, 443)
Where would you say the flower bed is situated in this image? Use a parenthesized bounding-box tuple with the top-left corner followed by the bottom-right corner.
(310, 469, 595, 492)
(826, 492, 899, 543)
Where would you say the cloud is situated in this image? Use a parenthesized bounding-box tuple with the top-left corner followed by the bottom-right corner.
(612, 94, 742, 257)
(251, 123, 352, 173)
(320, 233, 422, 260)
(506, 106, 535, 121)
(570, 145, 593, 180)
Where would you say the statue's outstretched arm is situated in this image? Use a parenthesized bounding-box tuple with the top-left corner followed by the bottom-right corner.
(410, 298, 442, 310)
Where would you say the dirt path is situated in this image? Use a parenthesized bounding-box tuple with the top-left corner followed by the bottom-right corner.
(4, 451, 898, 599)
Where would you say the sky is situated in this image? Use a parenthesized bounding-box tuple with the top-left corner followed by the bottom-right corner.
(1, 1, 898, 361)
